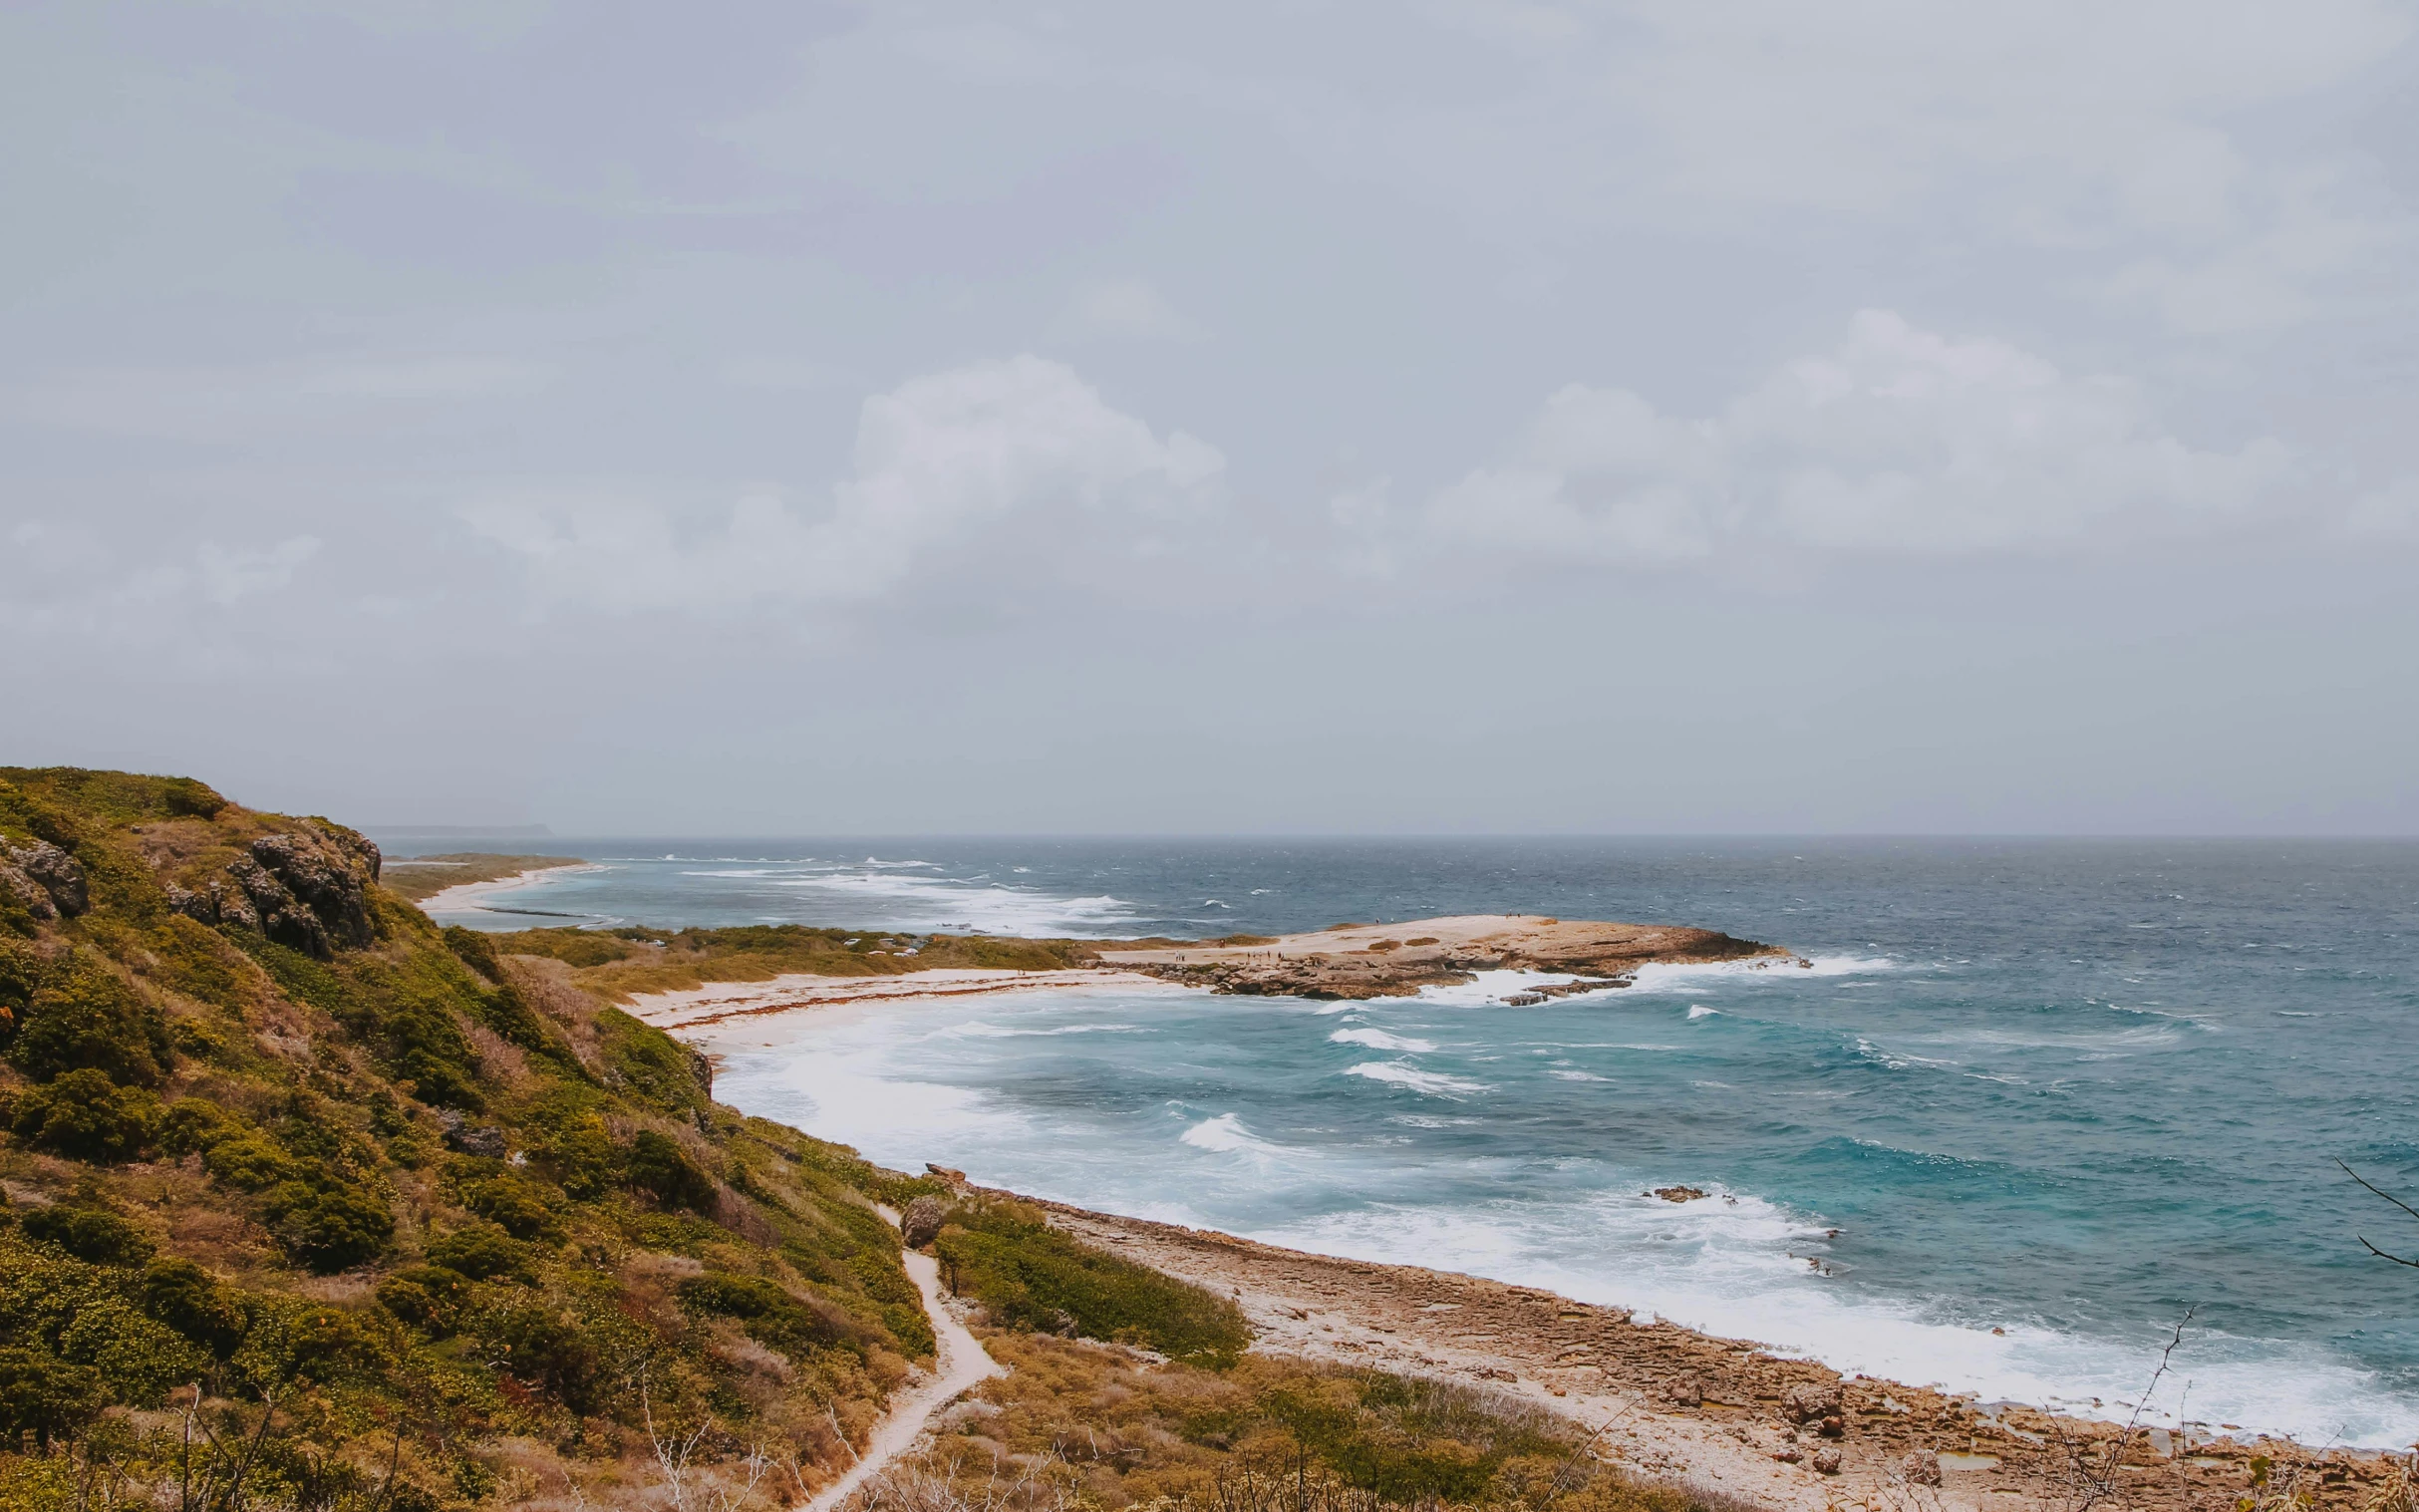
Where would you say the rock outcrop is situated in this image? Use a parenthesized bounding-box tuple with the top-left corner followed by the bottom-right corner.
(161, 824, 382, 958)
(1097, 914, 1798, 1001)
(3, 840, 89, 919)
(901, 1194, 951, 1248)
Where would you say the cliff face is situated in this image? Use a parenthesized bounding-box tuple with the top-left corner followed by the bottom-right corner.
(0, 768, 946, 1508)
(1095, 914, 1798, 1000)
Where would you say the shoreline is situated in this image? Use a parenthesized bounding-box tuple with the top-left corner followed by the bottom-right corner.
(1013, 1190, 2398, 1512)
(413, 860, 605, 920)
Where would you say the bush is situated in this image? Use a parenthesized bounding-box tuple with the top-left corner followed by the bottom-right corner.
(21, 1203, 153, 1268)
(142, 1257, 247, 1357)
(263, 1180, 394, 1272)
(426, 1222, 532, 1283)
(936, 1202, 1250, 1367)
(58, 1295, 208, 1404)
(0, 1346, 105, 1448)
(5, 954, 172, 1087)
(475, 1298, 600, 1410)
(625, 1128, 716, 1211)
(461, 1173, 563, 1242)
(7, 1067, 158, 1161)
(376, 1264, 474, 1336)
(678, 1272, 847, 1358)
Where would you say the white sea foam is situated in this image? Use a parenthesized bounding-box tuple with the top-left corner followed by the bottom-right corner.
(1546, 1069, 1609, 1081)
(1686, 1005, 1718, 1020)
(1180, 1113, 1297, 1158)
(1345, 1060, 1489, 1096)
(1330, 1027, 1439, 1053)
(1624, 953, 1897, 994)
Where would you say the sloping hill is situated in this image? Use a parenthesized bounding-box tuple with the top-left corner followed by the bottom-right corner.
(0, 768, 948, 1509)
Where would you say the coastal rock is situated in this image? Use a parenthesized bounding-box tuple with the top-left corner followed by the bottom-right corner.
(250, 830, 377, 950)
(687, 1047, 714, 1097)
(438, 1111, 508, 1158)
(1811, 1447, 1842, 1475)
(228, 856, 331, 956)
(1652, 1185, 1708, 1203)
(0, 861, 58, 921)
(1783, 1380, 1844, 1424)
(1901, 1450, 1943, 1487)
(1664, 1376, 1702, 1406)
(901, 1194, 951, 1248)
(1097, 914, 1794, 1001)
(7, 840, 89, 916)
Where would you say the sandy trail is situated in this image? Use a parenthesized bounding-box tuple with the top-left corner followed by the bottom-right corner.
(807, 1216, 1004, 1512)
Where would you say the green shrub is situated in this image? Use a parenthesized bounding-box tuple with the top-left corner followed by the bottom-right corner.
(141, 1257, 247, 1357)
(376, 1264, 475, 1336)
(626, 1128, 716, 1211)
(0, 1346, 106, 1448)
(5, 953, 172, 1086)
(677, 1273, 847, 1358)
(426, 1222, 533, 1283)
(461, 1173, 564, 1241)
(20, 1203, 153, 1268)
(7, 1067, 159, 1161)
(262, 1180, 394, 1272)
(58, 1295, 208, 1403)
(936, 1202, 1250, 1367)
(473, 1297, 600, 1410)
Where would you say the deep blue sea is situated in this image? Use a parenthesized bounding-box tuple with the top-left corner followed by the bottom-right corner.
(401, 836, 2419, 1444)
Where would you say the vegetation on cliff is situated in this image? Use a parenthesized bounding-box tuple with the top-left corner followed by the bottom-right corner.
(0, 768, 960, 1509)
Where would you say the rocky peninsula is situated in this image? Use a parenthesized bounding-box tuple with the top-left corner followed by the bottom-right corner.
(1095, 913, 1799, 999)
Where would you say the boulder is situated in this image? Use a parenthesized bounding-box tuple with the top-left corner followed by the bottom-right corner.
(1652, 1185, 1708, 1203)
(0, 861, 58, 921)
(250, 831, 376, 950)
(1664, 1376, 1702, 1407)
(901, 1194, 951, 1248)
(227, 856, 330, 957)
(1783, 1380, 1844, 1424)
(1811, 1447, 1842, 1475)
(438, 1111, 508, 1158)
(1901, 1450, 1942, 1487)
(7, 841, 88, 917)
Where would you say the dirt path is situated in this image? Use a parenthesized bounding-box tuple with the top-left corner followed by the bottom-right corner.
(808, 1219, 1004, 1512)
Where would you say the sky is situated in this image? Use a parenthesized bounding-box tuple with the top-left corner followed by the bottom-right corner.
(4, 1, 2417, 835)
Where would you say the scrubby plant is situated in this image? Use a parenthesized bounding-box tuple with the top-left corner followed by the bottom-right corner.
(5, 1067, 159, 1161)
(4, 952, 172, 1086)
(20, 1202, 153, 1267)
(934, 1199, 1251, 1367)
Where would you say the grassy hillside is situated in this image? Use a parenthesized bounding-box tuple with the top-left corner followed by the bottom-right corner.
(0, 768, 955, 1509)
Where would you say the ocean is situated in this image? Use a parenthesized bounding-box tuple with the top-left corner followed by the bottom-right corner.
(406, 835, 2419, 1445)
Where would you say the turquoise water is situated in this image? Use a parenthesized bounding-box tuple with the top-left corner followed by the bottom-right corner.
(417, 837, 2419, 1444)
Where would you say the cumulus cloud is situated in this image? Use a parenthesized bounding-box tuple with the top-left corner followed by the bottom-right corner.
(1428, 310, 2293, 563)
(465, 355, 1224, 612)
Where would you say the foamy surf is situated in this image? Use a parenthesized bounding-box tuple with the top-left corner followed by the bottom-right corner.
(1344, 1059, 1490, 1097)
(1330, 1027, 1439, 1053)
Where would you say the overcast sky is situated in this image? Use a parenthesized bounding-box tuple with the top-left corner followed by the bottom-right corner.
(5, 1, 2416, 834)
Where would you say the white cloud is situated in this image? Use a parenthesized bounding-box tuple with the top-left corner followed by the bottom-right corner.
(1428, 310, 2294, 562)
(466, 355, 1224, 612)
(1058, 277, 1203, 342)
